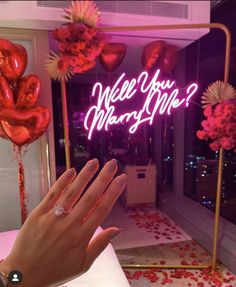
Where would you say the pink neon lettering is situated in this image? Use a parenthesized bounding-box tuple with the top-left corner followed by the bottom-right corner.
(186, 83, 198, 107)
(84, 69, 198, 140)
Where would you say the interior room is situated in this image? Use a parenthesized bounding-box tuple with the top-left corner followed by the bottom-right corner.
(0, 1, 236, 286)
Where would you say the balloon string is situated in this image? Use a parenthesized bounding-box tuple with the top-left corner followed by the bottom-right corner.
(16, 147, 28, 225)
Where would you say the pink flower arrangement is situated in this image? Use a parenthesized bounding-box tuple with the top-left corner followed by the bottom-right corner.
(196, 100, 236, 152)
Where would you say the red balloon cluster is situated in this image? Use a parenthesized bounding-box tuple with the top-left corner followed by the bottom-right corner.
(0, 38, 50, 146)
(141, 40, 178, 74)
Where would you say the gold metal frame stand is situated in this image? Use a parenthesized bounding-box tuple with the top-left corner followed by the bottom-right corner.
(61, 77, 71, 169)
(102, 23, 230, 272)
(61, 23, 230, 271)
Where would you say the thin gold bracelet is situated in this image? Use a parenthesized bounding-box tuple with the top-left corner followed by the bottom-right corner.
(0, 270, 7, 277)
(0, 270, 8, 287)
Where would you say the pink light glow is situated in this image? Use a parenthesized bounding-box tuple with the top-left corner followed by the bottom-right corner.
(84, 69, 198, 140)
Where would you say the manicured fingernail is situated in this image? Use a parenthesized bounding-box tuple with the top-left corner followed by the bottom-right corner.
(66, 168, 76, 177)
(108, 228, 122, 241)
(87, 158, 99, 171)
(106, 159, 117, 171)
(116, 174, 127, 187)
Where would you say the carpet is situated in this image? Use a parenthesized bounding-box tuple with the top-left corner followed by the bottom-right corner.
(102, 203, 191, 250)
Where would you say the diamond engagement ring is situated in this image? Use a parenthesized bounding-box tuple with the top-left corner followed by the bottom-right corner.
(54, 204, 69, 216)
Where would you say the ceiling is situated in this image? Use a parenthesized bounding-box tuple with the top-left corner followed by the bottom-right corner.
(0, 1, 210, 80)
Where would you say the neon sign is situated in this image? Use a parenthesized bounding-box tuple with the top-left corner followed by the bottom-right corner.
(84, 69, 198, 140)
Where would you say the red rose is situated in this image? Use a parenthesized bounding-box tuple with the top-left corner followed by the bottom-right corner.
(68, 24, 87, 41)
(208, 127, 223, 139)
(77, 53, 87, 65)
(58, 42, 67, 53)
(57, 57, 69, 72)
(215, 103, 224, 116)
(70, 43, 83, 54)
(196, 130, 208, 140)
(214, 117, 227, 129)
(226, 123, 236, 137)
(203, 106, 213, 117)
(223, 103, 235, 113)
(220, 137, 234, 150)
(68, 56, 79, 67)
(201, 120, 210, 130)
(83, 29, 94, 40)
(57, 27, 70, 40)
(209, 141, 220, 151)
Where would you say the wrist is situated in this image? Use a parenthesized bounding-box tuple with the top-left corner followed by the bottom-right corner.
(0, 259, 24, 287)
(0, 267, 8, 287)
(0, 260, 9, 287)
(0, 257, 52, 287)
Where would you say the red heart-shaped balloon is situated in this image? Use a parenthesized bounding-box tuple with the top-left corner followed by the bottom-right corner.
(0, 41, 27, 83)
(158, 45, 178, 74)
(0, 106, 50, 146)
(141, 40, 165, 71)
(16, 75, 41, 110)
(28, 106, 51, 144)
(0, 38, 13, 53)
(0, 75, 14, 109)
(99, 43, 126, 73)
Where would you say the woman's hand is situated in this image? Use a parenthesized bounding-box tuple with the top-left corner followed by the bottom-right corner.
(0, 159, 126, 287)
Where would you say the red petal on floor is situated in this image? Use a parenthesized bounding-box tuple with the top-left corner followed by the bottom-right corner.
(160, 260, 166, 265)
(202, 275, 209, 281)
(202, 267, 212, 274)
(179, 252, 185, 258)
(190, 276, 199, 282)
(181, 260, 189, 265)
(184, 243, 191, 250)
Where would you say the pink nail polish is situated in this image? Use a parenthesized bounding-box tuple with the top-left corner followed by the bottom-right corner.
(116, 174, 127, 187)
(87, 158, 99, 170)
(106, 159, 117, 171)
(108, 228, 122, 241)
(67, 168, 75, 177)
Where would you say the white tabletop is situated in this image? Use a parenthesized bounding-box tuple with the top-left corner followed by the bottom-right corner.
(0, 228, 130, 287)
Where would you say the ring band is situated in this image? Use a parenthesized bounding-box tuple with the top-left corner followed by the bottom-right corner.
(54, 204, 69, 216)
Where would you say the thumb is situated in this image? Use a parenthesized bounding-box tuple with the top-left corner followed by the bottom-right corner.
(83, 227, 122, 271)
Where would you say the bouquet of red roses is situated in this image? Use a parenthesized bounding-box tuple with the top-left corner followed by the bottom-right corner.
(46, 0, 106, 81)
(52, 23, 105, 74)
(196, 81, 236, 152)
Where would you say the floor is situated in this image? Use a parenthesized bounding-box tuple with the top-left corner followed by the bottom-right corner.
(102, 202, 236, 287)
(102, 203, 191, 250)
